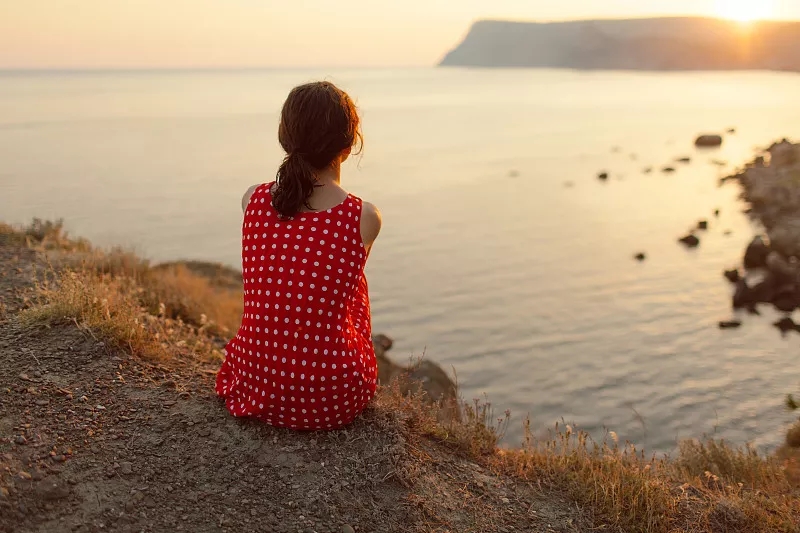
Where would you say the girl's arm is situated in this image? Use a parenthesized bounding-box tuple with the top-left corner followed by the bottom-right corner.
(241, 184, 260, 213)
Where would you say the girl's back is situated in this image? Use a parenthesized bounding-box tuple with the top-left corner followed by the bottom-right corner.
(215, 81, 382, 430)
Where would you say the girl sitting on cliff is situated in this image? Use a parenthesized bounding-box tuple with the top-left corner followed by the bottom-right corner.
(216, 81, 382, 430)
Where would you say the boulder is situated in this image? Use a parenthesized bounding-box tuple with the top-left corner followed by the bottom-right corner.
(771, 289, 799, 313)
(695, 134, 723, 148)
(773, 317, 800, 334)
(678, 234, 700, 248)
(766, 251, 800, 284)
(744, 235, 771, 269)
(733, 277, 776, 309)
(372, 334, 458, 421)
(768, 140, 798, 167)
(723, 269, 740, 283)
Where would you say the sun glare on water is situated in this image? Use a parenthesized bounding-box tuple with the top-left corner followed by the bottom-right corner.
(716, 0, 774, 23)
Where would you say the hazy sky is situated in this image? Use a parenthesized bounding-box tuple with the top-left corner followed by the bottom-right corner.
(2, 0, 799, 68)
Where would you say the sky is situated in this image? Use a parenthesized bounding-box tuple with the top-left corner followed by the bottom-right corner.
(1, 0, 800, 69)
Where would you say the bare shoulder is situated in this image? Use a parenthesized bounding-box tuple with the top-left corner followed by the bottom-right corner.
(241, 184, 261, 212)
(359, 200, 382, 246)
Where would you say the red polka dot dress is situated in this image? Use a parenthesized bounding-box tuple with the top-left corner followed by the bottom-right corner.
(215, 182, 377, 430)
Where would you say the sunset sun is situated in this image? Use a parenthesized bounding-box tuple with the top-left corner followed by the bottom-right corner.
(716, 0, 774, 23)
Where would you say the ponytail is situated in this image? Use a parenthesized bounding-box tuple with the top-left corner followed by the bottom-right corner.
(272, 152, 317, 219)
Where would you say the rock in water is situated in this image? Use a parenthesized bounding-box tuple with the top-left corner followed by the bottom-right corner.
(718, 320, 742, 329)
(695, 134, 723, 148)
(373, 334, 458, 421)
(773, 317, 800, 334)
(744, 235, 771, 269)
(723, 269, 741, 283)
(678, 234, 700, 248)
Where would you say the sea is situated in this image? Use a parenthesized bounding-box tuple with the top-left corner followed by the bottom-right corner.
(2, 67, 800, 453)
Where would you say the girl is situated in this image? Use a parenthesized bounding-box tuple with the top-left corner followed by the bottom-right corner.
(216, 81, 382, 430)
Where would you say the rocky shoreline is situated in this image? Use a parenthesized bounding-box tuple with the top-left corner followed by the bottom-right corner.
(719, 140, 800, 330)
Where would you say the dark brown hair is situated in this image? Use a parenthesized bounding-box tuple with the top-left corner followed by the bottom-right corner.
(272, 81, 362, 219)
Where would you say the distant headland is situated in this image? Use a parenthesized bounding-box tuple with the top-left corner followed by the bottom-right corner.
(439, 17, 800, 71)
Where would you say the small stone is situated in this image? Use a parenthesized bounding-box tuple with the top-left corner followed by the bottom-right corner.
(18, 471, 32, 480)
(697, 220, 708, 230)
(79, 396, 88, 403)
(718, 320, 742, 330)
(0, 487, 9, 499)
(597, 171, 609, 181)
(14, 435, 27, 445)
(342, 526, 355, 533)
(52, 455, 66, 463)
(35, 399, 50, 406)
(31, 469, 45, 481)
(35, 481, 70, 501)
(662, 166, 676, 173)
(501, 497, 510, 504)
(678, 234, 700, 248)
(634, 253, 646, 262)
(33, 371, 42, 378)
(119, 462, 133, 475)
(723, 269, 740, 283)
(19, 373, 30, 381)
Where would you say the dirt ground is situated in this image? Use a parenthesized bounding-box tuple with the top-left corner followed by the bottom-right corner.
(0, 242, 585, 533)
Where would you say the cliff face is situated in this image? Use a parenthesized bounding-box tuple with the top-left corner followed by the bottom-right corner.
(439, 18, 800, 71)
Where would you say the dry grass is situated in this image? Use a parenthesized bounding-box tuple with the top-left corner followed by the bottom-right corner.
(5, 218, 243, 338)
(487, 424, 800, 532)
(0, 218, 89, 251)
(787, 422, 800, 449)
(19, 269, 162, 358)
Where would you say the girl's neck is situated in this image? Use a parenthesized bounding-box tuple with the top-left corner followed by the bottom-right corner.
(315, 165, 341, 187)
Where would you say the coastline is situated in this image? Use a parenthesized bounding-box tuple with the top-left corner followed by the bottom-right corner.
(2, 201, 800, 530)
(719, 140, 800, 331)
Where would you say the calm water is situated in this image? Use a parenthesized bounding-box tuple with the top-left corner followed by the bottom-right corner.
(3, 68, 800, 453)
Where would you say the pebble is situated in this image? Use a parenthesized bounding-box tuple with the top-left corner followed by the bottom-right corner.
(14, 435, 27, 445)
(35, 399, 50, 406)
(18, 471, 32, 480)
(0, 487, 9, 499)
(342, 526, 355, 533)
(119, 461, 133, 475)
(34, 481, 70, 501)
(501, 497, 510, 504)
